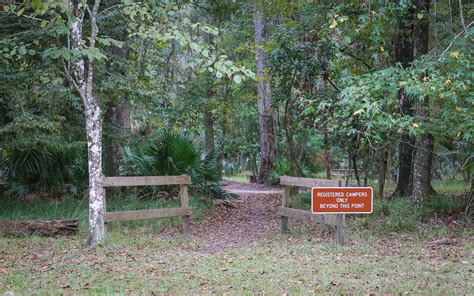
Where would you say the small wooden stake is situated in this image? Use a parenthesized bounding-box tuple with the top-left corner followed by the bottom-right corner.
(180, 184, 191, 237)
(280, 185, 290, 234)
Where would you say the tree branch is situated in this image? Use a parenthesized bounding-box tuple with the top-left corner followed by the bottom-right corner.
(438, 21, 473, 60)
(63, 60, 87, 106)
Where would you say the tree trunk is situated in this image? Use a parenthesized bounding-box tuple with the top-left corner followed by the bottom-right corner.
(411, 0, 437, 203)
(104, 23, 131, 177)
(393, 2, 415, 198)
(387, 145, 393, 182)
(323, 127, 331, 179)
(105, 100, 130, 176)
(204, 110, 215, 153)
(253, 3, 277, 184)
(393, 117, 415, 197)
(352, 153, 361, 187)
(67, 0, 105, 245)
(378, 144, 389, 202)
(363, 149, 371, 187)
(0, 219, 79, 237)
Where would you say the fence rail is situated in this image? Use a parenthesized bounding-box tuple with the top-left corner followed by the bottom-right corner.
(102, 175, 191, 187)
(102, 175, 192, 236)
(278, 175, 346, 244)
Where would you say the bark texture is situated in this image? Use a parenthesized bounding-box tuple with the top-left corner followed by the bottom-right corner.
(67, 0, 105, 245)
(106, 101, 130, 176)
(253, 4, 277, 184)
(411, 0, 436, 203)
(378, 144, 390, 201)
(204, 110, 215, 153)
(392, 2, 415, 197)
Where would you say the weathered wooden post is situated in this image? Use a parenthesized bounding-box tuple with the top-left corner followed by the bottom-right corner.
(280, 185, 290, 234)
(336, 180, 345, 245)
(180, 184, 191, 236)
(102, 184, 107, 235)
(335, 214, 345, 245)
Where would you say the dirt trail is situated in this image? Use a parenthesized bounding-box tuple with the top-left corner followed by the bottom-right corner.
(187, 181, 283, 253)
(160, 181, 327, 253)
(159, 181, 284, 253)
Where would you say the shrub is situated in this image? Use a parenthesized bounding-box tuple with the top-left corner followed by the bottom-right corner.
(267, 157, 291, 185)
(121, 131, 235, 199)
(1, 144, 88, 198)
(425, 194, 463, 215)
(267, 157, 313, 185)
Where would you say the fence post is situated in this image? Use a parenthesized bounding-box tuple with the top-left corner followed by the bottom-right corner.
(280, 185, 290, 234)
(102, 178, 107, 235)
(180, 184, 191, 237)
(336, 213, 345, 244)
(335, 179, 345, 244)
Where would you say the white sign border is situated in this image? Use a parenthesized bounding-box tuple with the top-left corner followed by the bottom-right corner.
(311, 187, 374, 214)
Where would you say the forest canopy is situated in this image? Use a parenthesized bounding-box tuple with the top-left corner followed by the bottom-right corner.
(0, 0, 472, 244)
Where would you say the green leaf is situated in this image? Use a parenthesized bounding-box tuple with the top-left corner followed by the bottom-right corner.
(233, 75, 242, 84)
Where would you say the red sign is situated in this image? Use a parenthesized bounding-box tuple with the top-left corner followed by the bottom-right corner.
(311, 187, 373, 214)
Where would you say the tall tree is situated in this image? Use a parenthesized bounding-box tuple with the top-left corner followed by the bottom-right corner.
(253, 3, 277, 184)
(411, 0, 436, 203)
(105, 101, 130, 176)
(392, 2, 415, 197)
(102, 11, 132, 178)
(66, 0, 105, 245)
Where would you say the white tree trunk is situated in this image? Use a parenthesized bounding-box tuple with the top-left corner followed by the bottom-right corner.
(67, 0, 105, 245)
(85, 94, 105, 245)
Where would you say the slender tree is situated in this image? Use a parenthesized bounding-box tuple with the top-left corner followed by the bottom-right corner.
(66, 0, 105, 245)
(253, 2, 277, 184)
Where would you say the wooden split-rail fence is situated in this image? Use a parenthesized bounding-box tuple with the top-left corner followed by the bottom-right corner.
(101, 174, 350, 243)
(102, 175, 192, 236)
(278, 176, 346, 244)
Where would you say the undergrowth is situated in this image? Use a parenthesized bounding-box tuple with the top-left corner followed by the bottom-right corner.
(288, 189, 467, 234)
(0, 193, 211, 235)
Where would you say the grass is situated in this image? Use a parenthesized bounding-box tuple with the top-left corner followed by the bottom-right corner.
(288, 179, 469, 234)
(383, 179, 469, 195)
(0, 179, 472, 294)
(0, 193, 211, 234)
(0, 228, 472, 294)
(223, 171, 252, 183)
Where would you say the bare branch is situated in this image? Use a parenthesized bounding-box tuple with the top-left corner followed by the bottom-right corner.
(458, 0, 468, 34)
(438, 21, 474, 60)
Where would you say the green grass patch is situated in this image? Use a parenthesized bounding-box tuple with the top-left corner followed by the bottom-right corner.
(0, 194, 210, 235)
(0, 230, 472, 294)
(431, 179, 470, 195)
(223, 172, 252, 183)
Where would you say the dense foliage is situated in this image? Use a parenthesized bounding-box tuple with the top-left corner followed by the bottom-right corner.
(121, 132, 235, 199)
(0, 0, 472, 205)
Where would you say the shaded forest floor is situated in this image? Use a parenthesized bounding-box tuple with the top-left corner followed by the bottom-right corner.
(1, 181, 473, 294)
